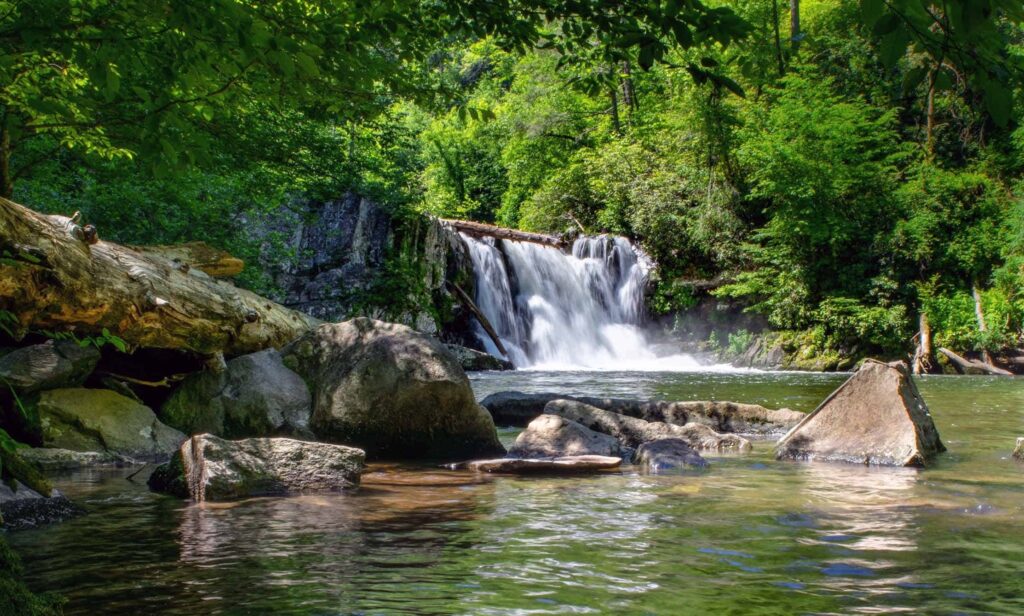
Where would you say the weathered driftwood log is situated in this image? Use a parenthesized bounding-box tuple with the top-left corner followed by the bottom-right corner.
(441, 218, 565, 248)
(131, 242, 244, 278)
(937, 347, 1013, 376)
(446, 281, 509, 358)
(0, 197, 319, 356)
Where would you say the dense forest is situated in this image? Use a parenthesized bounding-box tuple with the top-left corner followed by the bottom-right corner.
(6, 0, 1024, 369)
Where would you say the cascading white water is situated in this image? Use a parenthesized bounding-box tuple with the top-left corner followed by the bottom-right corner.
(460, 233, 709, 370)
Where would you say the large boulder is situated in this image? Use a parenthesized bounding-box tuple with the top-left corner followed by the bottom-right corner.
(148, 434, 365, 502)
(508, 414, 627, 458)
(0, 481, 80, 530)
(444, 344, 514, 372)
(0, 340, 99, 395)
(37, 388, 185, 460)
(161, 348, 312, 438)
(634, 438, 709, 472)
(775, 360, 944, 467)
(281, 318, 504, 459)
(544, 399, 751, 452)
(480, 391, 801, 435)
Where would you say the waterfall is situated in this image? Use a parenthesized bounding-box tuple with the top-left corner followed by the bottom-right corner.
(460, 233, 707, 370)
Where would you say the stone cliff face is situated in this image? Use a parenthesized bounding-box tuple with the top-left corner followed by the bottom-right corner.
(255, 193, 476, 340)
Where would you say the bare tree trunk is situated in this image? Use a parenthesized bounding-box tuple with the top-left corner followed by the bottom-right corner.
(0, 110, 11, 200)
(790, 0, 801, 51)
(973, 283, 994, 365)
(926, 67, 937, 158)
(0, 197, 319, 357)
(772, 0, 785, 75)
(621, 61, 637, 113)
(913, 311, 934, 374)
(441, 218, 565, 248)
(609, 87, 622, 134)
(938, 347, 1012, 376)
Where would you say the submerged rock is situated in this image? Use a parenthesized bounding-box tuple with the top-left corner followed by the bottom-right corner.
(480, 391, 564, 427)
(19, 447, 131, 471)
(0, 340, 99, 395)
(281, 318, 504, 460)
(0, 481, 80, 530)
(480, 391, 801, 435)
(1013, 438, 1024, 461)
(634, 438, 709, 472)
(148, 434, 365, 502)
(444, 344, 514, 371)
(38, 388, 185, 460)
(457, 455, 622, 474)
(508, 414, 628, 459)
(161, 348, 312, 438)
(775, 360, 944, 467)
(544, 399, 751, 452)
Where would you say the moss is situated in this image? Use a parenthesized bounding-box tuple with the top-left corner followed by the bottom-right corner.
(0, 537, 63, 616)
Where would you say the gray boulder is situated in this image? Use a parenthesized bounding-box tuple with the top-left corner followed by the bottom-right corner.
(0, 481, 80, 530)
(1014, 437, 1024, 461)
(775, 360, 945, 467)
(161, 348, 312, 438)
(634, 438, 709, 472)
(0, 340, 99, 395)
(480, 391, 564, 427)
(38, 388, 185, 460)
(444, 344, 514, 371)
(281, 318, 504, 460)
(480, 391, 801, 435)
(544, 399, 751, 452)
(148, 434, 365, 502)
(508, 414, 627, 458)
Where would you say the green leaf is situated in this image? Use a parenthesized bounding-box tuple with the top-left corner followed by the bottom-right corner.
(295, 52, 319, 77)
(104, 64, 120, 101)
(860, 0, 886, 26)
(982, 81, 1012, 127)
(878, 30, 908, 67)
(638, 44, 655, 70)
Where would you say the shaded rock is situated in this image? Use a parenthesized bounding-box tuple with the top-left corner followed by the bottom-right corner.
(775, 360, 944, 467)
(0, 481, 80, 530)
(281, 318, 504, 460)
(19, 447, 131, 471)
(0, 340, 99, 395)
(544, 399, 751, 452)
(574, 398, 803, 437)
(508, 414, 627, 458)
(480, 391, 563, 427)
(148, 434, 364, 501)
(1013, 437, 1024, 461)
(480, 391, 800, 435)
(38, 388, 185, 460)
(444, 344, 513, 371)
(456, 455, 622, 474)
(634, 438, 709, 472)
(161, 348, 311, 438)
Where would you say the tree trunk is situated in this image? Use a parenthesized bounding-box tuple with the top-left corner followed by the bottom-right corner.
(446, 281, 509, 359)
(938, 347, 1012, 376)
(0, 197, 319, 357)
(609, 87, 622, 135)
(912, 311, 933, 374)
(790, 0, 801, 52)
(0, 110, 11, 200)
(772, 0, 785, 75)
(621, 61, 637, 113)
(926, 67, 937, 158)
(972, 283, 993, 365)
(130, 242, 245, 278)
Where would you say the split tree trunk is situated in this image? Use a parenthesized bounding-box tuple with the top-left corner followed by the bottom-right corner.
(912, 312, 933, 374)
(972, 284, 994, 365)
(0, 197, 319, 357)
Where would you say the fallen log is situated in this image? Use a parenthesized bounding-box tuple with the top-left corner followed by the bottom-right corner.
(447, 281, 509, 359)
(441, 218, 565, 248)
(131, 242, 244, 278)
(0, 197, 319, 357)
(937, 347, 1013, 376)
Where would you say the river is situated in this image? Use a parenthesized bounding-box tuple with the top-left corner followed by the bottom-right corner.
(10, 370, 1024, 614)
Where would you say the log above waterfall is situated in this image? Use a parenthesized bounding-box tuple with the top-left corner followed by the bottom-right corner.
(440, 218, 566, 248)
(0, 197, 319, 356)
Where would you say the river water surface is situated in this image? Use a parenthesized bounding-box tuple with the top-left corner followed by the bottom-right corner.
(11, 371, 1024, 614)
